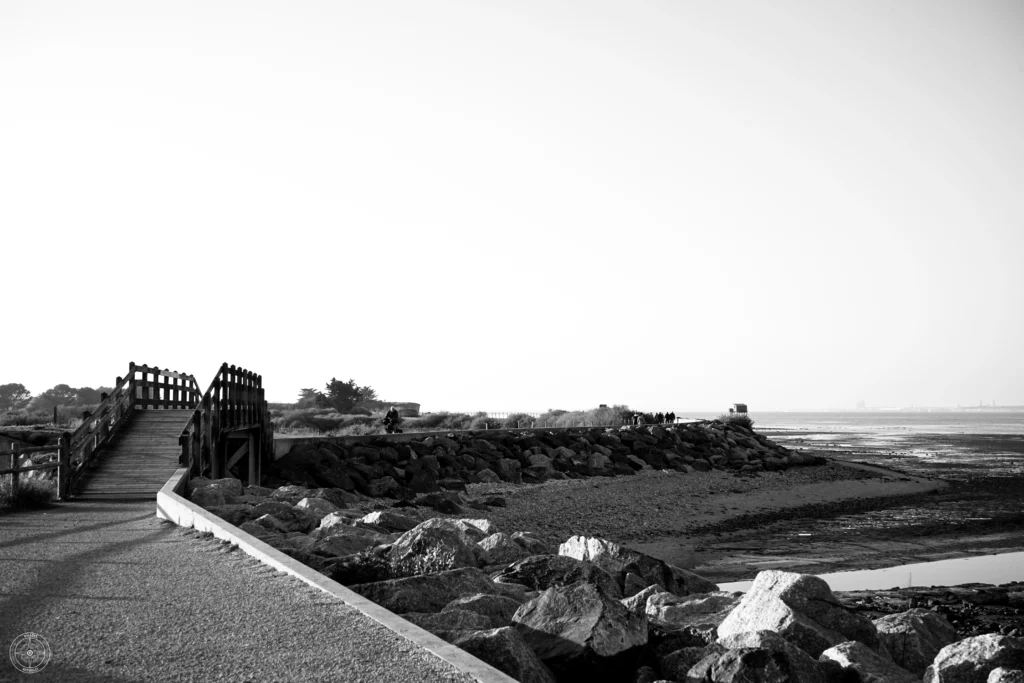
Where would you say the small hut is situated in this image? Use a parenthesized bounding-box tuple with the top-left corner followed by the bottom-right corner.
(731, 403, 748, 414)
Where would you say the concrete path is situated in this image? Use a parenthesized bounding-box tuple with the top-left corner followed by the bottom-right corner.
(0, 500, 477, 683)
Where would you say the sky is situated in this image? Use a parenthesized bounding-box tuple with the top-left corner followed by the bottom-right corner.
(2, 1, 1022, 413)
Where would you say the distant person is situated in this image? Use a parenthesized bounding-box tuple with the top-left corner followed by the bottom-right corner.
(667, 411, 676, 423)
(632, 413, 640, 426)
(383, 406, 401, 434)
(655, 412, 664, 424)
(636, 413, 646, 426)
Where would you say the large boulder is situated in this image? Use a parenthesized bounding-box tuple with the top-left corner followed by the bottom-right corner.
(718, 630, 844, 683)
(358, 510, 419, 532)
(448, 627, 557, 683)
(874, 608, 959, 676)
(313, 533, 380, 558)
(512, 581, 647, 681)
(478, 533, 530, 566)
(295, 497, 339, 516)
(988, 669, 1024, 683)
(512, 531, 553, 555)
(190, 486, 225, 508)
(559, 535, 717, 597)
(494, 555, 622, 599)
(685, 644, 790, 683)
(646, 591, 741, 639)
(443, 593, 524, 629)
(385, 519, 480, 577)
(717, 570, 879, 657)
(348, 567, 508, 614)
(925, 634, 1024, 683)
(820, 640, 918, 683)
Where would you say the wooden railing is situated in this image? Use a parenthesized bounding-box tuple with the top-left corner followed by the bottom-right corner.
(61, 362, 201, 496)
(0, 439, 70, 500)
(179, 363, 273, 485)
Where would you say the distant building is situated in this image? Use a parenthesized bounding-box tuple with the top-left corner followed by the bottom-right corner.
(732, 403, 748, 414)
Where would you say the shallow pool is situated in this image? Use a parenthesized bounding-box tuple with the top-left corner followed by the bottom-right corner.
(717, 550, 1024, 593)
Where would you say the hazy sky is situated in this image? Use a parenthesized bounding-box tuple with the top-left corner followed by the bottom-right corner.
(3, 1, 1022, 412)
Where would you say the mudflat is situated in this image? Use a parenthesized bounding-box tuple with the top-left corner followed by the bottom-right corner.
(472, 430, 1024, 583)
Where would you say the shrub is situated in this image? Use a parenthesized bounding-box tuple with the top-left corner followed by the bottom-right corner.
(717, 413, 755, 431)
(0, 477, 56, 512)
(501, 412, 536, 429)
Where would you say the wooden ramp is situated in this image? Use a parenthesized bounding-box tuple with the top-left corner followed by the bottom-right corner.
(74, 410, 190, 500)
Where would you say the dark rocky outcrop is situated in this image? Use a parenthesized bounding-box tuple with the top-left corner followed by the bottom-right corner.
(266, 422, 820, 498)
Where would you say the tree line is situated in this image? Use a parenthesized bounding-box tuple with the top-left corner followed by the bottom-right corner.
(293, 378, 379, 414)
(0, 382, 114, 414)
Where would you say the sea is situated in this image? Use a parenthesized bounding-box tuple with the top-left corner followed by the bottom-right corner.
(681, 411, 1024, 436)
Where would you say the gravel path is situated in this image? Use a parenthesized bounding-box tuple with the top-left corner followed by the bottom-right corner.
(0, 500, 477, 683)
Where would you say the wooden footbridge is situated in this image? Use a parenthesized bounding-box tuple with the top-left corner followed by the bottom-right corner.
(2, 362, 273, 501)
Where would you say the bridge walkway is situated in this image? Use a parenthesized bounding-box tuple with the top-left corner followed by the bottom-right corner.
(73, 410, 191, 501)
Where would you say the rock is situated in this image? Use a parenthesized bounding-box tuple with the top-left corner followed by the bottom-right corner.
(190, 486, 225, 508)
(385, 518, 481, 578)
(313, 534, 379, 558)
(717, 570, 879, 657)
(448, 627, 557, 683)
(989, 668, 1024, 683)
(478, 533, 530, 566)
(820, 640, 918, 683)
(207, 477, 243, 497)
(476, 468, 501, 484)
(402, 609, 494, 634)
(460, 518, 499, 537)
(512, 531, 552, 555)
(720, 629, 843, 683)
(631, 665, 660, 683)
(660, 644, 724, 682)
(646, 591, 741, 637)
(874, 608, 959, 676)
(443, 593, 524, 628)
(358, 510, 419, 532)
(496, 458, 523, 484)
(924, 634, 1024, 683)
(271, 484, 312, 503)
(367, 476, 400, 497)
(295, 497, 339, 516)
(621, 585, 668, 618)
(251, 501, 296, 517)
(253, 507, 318, 533)
(685, 643, 790, 683)
(559, 535, 718, 597)
(494, 555, 622, 599)
(512, 581, 647, 679)
(348, 567, 508, 614)
(252, 514, 289, 533)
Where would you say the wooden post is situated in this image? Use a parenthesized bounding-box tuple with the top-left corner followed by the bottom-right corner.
(179, 431, 190, 468)
(10, 443, 20, 501)
(58, 432, 70, 500)
(247, 431, 257, 486)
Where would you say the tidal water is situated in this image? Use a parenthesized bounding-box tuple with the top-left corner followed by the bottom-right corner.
(718, 550, 1024, 593)
(684, 411, 1024, 435)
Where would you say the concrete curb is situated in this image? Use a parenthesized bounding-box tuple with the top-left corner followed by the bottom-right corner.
(156, 469, 518, 683)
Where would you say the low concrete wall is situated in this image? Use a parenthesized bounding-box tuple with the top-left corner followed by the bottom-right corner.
(155, 469, 517, 683)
